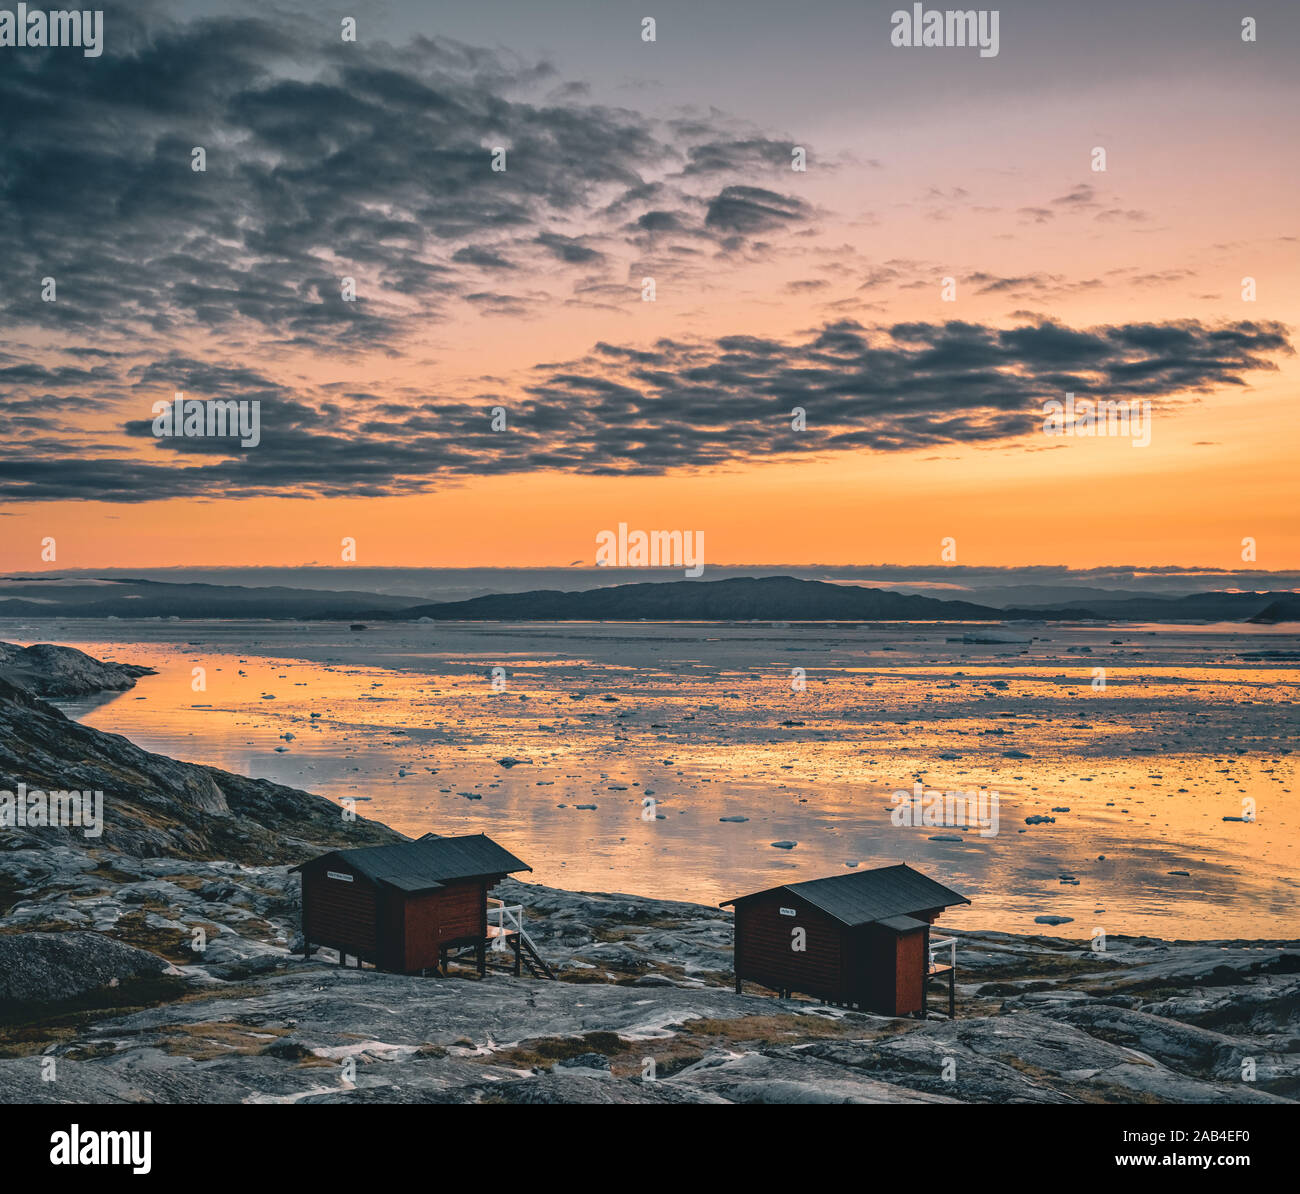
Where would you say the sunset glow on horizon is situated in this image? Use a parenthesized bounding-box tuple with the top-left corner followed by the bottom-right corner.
(1, 0, 1296, 573)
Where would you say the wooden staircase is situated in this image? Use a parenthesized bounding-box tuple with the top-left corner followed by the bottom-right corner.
(486, 899, 556, 980)
(515, 930, 555, 980)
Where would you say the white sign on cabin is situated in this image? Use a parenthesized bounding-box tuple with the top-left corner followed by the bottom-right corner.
(327, 871, 354, 882)
(779, 906, 797, 917)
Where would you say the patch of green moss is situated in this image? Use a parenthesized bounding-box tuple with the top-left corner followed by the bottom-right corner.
(493, 1030, 633, 1070)
(85, 864, 143, 885)
(109, 910, 219, 963)
(0, 974, 193, 1054)
(159, 1020, 290, 1061)
(0, 874, 23, 917)
(62, 1041, 118, 1062)
(557, 970, 617, 984)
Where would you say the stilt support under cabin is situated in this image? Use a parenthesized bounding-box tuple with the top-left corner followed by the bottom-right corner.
(925, 935, 959, 1018)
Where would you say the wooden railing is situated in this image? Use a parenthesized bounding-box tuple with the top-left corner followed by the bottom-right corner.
(486, 897, 525, 951)
(929, 935, 958, 972)
(485, 898, 554, 977)
(927, 935, 959, 1018)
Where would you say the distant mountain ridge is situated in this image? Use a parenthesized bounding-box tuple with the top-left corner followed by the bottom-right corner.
(0, 578, 418, 621)
(0, 574, 1294, 623)
(396, 575, 1002, 621)
(1248, 596, 1300, 624)
(391, 575, 1297, 624)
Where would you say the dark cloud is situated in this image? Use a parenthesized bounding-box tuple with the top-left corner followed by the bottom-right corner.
(1096, 207, 1151, 223)
(534, 232, 605, 265)
(705, 186, 812, 234)
(1052, 183, 1098, 207)
(677, 137, 800, 175)
(964, 272, 1103, 298)
(1042, 184, 1150, 224)
(0, 6, 820, 355)
(452, 246, 518, 270)
(0, 318, 1288, 502)
(633, 210, 689, 233)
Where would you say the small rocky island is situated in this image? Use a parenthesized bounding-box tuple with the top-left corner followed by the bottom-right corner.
(0, 643, 1296, 1104)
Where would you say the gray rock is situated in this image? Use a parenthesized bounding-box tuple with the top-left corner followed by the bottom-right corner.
(0, 642, 154, 699)
(0, 931, 174, 1003)
(2, 640, 1296, 1107)
(556, 1052, 612, 1071)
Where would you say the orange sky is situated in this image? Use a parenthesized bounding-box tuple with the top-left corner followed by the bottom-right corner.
(2, 3, 1296, 573)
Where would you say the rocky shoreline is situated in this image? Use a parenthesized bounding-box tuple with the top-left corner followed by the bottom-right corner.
(1, 643, 1297, 1104)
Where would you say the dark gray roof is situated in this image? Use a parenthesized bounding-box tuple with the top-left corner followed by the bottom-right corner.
(877, 914, 927, 933)
(294, 833, 530, 893)
(722, 864, 969, 928)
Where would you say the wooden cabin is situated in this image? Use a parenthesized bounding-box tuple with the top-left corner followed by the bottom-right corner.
(722, 864, 969, 1016)
(294, 833, 552, 978)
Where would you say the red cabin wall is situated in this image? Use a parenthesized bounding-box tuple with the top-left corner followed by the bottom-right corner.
(301, 864, 379, 961)
(848, 924, 928, 1014)
(734, 892, 847, 1000)
(401, 879, 487, 971)
(892, 927, 927, 1015)
(300, 865, 515, 974)
(849, 926, 898, 1012)
(733, 894, 936, 1014)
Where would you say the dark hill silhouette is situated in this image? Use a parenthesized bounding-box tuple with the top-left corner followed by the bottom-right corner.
(1014, 591, 1294, 620)
(394, 577, 1296, 623)
(1248, 596, 1300, 624)
(1, 574, 1291, 623)
(396, 576, 1014, 621)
